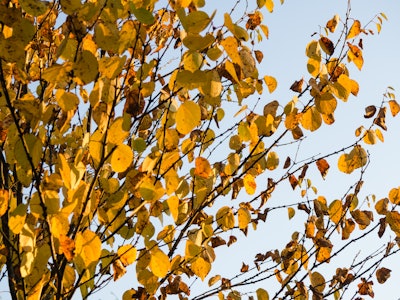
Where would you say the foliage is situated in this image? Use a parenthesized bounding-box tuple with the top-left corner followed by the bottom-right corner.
(0, 0, 398, 299)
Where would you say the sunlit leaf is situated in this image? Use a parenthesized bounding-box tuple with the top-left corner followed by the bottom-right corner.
(328, 200, 343, 224)
(191, 257, 211, 281)
(0, 190, 9, 217)
(243, 174, 256, 195)
(176, 101, 201, 135)
(118, 245, 137, 266)
(389, 100, 400, 116)
(347, 20, 362, 39)
(110, 144, 133, 173)
(74, 230, 101, 269)
(238, 207, 251, 229)
(149, 248, 170, 278)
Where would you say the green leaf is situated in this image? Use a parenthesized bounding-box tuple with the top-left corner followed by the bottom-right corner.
(131, 8, 155, 25)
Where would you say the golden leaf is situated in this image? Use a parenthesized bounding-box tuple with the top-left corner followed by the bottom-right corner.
(347, 20, 362, 39)
(60, 234, 75, 262)
(74, 230, 101, 269)
(264, 76, 277, 93)
(328, 200, 343, 224)
(326, 15, 339, 33)
(310, 272, 326, 293)
(149, 248, 170, 278)
(194, 157, 213, 179)
(237, 207, 251, 229)
(288, 207, 295, 220)
(176, 101, 201, 135)
(191, 257, 210, 281)
(110, 144, 133, 173)
(0, 189, 9, 217)
(243, 174, 256, 195)
(118, 245, 137, 266)
(389, 100, 400, 117)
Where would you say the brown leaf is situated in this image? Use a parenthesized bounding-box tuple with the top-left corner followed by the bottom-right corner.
(283, 156, 291, 169)
(298, 203, 311, 214)
(357, 278, 374, 298)
(254, 50, 264, 63)
(319, 36, 334, 55)
(211, 236, 226, 248)
(316, 159, 330, 179)
(246, 12, 262, 30)
(289, 175, 298, 190)
(364, 105, 377, 118)
(227, 235, 237, 247)
(124, 88, 144, 117)
(374, 107, 387, 130)
(290, 78, 304, 93)
(376, 267, 391, 284)
(358, 38, 363, 49)
(299, 164, 308, 180)
(378, 217, 386, 238)
(240, 262, 249, 272)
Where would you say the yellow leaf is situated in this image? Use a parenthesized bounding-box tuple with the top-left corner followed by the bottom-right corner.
(74, 230, 101, 269)
(59, 234, 75, 262)
(221, 36, 242, 66)
(50, 214, 69, 238)
(167, 196, 179, 223)
(328, 200, 343, 224)
(183, 33, 215, 51)
(266, 151, 279, 170)
(118, 245, 137, 266)
(326, 15, 339, 33)
(288, 207, 295, 220)
(264, 75, 277, 93)
(176, 101, 201, 135)
(256, 288, 270, 300)
(111, 144, 133, 173)
(259, 24, 269, 39)
(305, 40, 321, 60)
(149, 248, 170, 278)
(316, 246, 331, 263)
(178, 9, 212, 34)
(307, 57, 320, 77)
(363, 130, 376, 145)
(191, 257, 210, 281)
(243, 174, 256, 195)
(265, 0, 274, 12)
(338, 145, 367, 174)
(216, 206, 235, 231)
(94, 22, 119, 52)
(238, 207, 251, 229)
(194, 157, 213, 179)
(0, 189, 9, 217)
(108, 117, 130, 145)
(73, 50, 99, 85)
(386, 211, 400, 234)
(389, 100, 400, 117)
(208, 275, 221, 287)
(301, 106, 322, 131)
(99, 56, 127, 80)
(389, 187, 400, 204)
(347, 20, 361, 39)
(315, 92, 337, 115)
(224, 60, 240, 83)
(9, 204, 27, 234)
(55, 89, 79, 111)
(347, 43, 363, 70)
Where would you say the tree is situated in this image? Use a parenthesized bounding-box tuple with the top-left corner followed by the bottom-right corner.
(0, 0, 398, 299)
